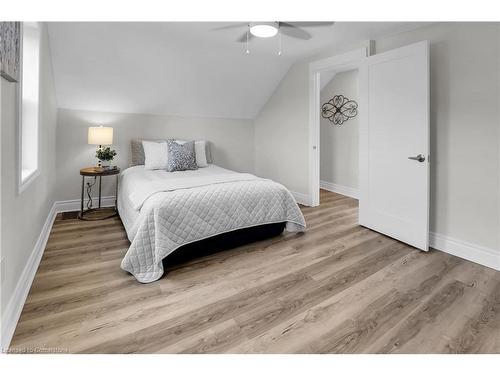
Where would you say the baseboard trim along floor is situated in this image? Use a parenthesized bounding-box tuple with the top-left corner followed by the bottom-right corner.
(320, 180, 360, 200)
(430, 232, 500, 271)
(290, 191, 312, 206)
(1, 196, 116, 351)
(54, 196, 116, 213)
(1, 202, 57, 351)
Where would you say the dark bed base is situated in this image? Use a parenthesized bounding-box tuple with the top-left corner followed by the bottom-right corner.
(163, 222, 286, 268)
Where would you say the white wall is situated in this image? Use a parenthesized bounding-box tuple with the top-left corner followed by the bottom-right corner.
(376, 22, 500, 255)
(320, 70, 359, 189)
(55, 109, 254, 201)
(254, 22, 500, 254)
(254, 63, 310, 194)
(1, 24, 58, 337)
(254, 41, 367, 196)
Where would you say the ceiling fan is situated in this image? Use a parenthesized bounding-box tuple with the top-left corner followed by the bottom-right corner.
(214, 21, 334, 55)
(216, 21, 334, 41)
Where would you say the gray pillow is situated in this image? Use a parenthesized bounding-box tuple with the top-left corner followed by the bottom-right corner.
(166, 140, 198, 172)
(130, 138, 213, 167)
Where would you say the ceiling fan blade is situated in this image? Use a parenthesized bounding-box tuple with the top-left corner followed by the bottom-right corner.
(279, 25, 311, 40)
(212, 22, 249, 31)
(281, 21, 335, 28)
(236, 31, 254, 43)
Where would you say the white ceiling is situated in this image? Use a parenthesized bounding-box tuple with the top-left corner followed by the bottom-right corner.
(48, 22, 431, 119)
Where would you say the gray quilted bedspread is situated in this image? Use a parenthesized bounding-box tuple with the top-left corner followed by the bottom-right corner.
(121, 180, 306, 283)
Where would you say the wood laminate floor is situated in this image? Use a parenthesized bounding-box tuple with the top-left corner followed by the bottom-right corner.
(9, 190, 500, 353)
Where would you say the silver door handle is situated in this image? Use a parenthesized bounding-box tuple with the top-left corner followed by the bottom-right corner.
(408, 154, 425, 162)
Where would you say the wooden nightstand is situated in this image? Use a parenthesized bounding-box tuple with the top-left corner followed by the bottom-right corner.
(78, 166, 120, 220)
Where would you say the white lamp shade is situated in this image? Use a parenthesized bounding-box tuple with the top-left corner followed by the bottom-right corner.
(88, 126, 113, 145)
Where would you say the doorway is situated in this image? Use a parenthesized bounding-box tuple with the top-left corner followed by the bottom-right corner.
(308, 48, 366, 207)
(319, 68, 360, 203)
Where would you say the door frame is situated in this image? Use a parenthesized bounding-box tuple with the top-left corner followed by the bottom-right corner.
(308, 47, 368, 207)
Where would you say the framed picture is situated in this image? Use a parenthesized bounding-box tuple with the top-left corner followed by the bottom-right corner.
(0, 22, 21, 82)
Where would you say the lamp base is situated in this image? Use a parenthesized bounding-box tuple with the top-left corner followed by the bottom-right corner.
(96, 145, 103, 167)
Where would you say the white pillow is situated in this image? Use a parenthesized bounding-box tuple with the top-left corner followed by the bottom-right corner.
(175, 139, 209, 168)
(142, 140, 168, 170)
(194, 140, 208, 167)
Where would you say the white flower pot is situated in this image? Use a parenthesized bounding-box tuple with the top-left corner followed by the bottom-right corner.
(100, 160, 111, 168)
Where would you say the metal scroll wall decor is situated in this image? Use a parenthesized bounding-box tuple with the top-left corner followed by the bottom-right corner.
(0, 22, 21, 82)
(321, 95, 358, 125)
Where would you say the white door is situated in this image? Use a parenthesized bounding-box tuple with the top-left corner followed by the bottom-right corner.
(359, 41, 430, 251)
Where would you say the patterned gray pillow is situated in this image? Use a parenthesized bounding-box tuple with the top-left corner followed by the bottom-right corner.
(166, 139, 198, 172)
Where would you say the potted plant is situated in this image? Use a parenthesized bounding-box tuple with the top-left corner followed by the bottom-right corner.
(96, 146, 117, 168)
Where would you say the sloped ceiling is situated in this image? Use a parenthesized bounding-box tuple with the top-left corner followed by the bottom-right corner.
(48, 22, 431, 119)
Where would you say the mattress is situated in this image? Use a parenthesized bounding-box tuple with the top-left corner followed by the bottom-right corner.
(118, 164, 306, 283)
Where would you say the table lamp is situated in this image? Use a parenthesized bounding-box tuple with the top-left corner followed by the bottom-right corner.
(88, 126, 113, 167)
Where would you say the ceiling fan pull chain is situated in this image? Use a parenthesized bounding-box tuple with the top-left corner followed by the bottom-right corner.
(278, 28, 282, 56)
(246, 27, 250, 54)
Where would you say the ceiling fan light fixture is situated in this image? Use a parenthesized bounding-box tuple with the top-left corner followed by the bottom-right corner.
(249, 22, 278, 38)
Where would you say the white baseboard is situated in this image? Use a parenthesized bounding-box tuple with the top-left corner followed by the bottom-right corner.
(1, 202, 57, 352)
(430, 232, 500, 271)
(290, 191, 312, 206)
(54, 196, 116, 213)
(320, 180, 359, 200)
(1, 195, 117, 351)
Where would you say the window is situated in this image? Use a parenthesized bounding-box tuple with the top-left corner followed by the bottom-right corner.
(18, 22, 40, 192)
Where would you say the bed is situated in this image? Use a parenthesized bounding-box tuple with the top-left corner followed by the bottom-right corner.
(118, 163, 306, 283)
